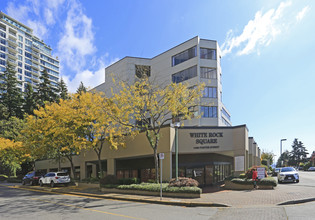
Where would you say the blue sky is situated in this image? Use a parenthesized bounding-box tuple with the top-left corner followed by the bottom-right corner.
(2, 0, 315, 161)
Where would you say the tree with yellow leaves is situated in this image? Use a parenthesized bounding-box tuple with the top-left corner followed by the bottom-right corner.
(109, 76, 204, 182)
(0, 137, 29, 176)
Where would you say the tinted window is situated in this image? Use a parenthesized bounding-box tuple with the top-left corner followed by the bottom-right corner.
(57, 173, 68, 176)
(281, 167, 295, 172)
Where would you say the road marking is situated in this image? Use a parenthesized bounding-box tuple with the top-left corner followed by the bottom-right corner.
(31, 198, 146, 220)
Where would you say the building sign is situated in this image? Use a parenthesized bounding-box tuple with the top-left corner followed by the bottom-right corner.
(189, 132, 223, 149)
(257, 167, 265, 179)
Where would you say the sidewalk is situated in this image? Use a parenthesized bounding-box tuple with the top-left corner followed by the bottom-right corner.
(2, 182, 315, 208)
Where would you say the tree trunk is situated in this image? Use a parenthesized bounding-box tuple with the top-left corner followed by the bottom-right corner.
(65, 155, 75, 179)
(153, 147, 159, 183)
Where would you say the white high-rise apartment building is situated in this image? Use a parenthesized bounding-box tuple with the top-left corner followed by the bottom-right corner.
(94, 36, 232, 127)
(0, 11, 59, 92)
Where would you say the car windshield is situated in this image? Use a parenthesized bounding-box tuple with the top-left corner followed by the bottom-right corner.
(57, 173, 68, 176)
(281, 167, 295, 172)
(275, 168, 280, 171)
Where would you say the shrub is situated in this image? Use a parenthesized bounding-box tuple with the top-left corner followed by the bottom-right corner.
(304, 161, 311, 171)
(0, 174, 8, 181)
(116, 183, 201, 194)
(118, 178, 139, 185)
(168, 177, 199, 187)
(231, 177, 277, 187)
(239, 173, 246, 179)
(7, 177, 22, 183)
(100, 175, 118, 185)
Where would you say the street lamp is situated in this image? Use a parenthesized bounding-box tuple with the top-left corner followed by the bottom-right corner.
(280, 138, 287, 166)
(280, 138, 287, 156)
(171, 118, 180, 180)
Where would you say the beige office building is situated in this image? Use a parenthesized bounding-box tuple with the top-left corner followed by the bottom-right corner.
(35, 36, 261, 185)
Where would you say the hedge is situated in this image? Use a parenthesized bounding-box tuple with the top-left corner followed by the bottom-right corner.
(231, 177, 277, 187)
(116, 183, 202, 194)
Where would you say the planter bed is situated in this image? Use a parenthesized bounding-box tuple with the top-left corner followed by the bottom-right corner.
(224, 179, 275, 190)
(100, 187, 200, 198)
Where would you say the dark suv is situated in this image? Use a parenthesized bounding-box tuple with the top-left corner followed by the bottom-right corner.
(22, 171, 44, 186)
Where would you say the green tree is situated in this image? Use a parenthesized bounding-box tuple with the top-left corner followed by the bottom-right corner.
(261, 150, 275, 165)
(0, 63, 23, 119)
(36, 69, 57, 107)
(289, 138, 308, 167)
(23, 83, 37, 115)
(110, 76, 204, 182)
(0, 117, 25, 141)
(58, 78, 69, 100)
(76, 81, 87, 94)
(277, 150, 290, 167)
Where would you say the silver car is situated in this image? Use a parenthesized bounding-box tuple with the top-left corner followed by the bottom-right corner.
(39, 172, 70, 187)
(277, 167, 299, 183)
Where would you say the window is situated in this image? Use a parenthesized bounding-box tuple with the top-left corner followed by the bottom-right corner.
(172, 65, 197, 83)
(200, 67, 217, 79)
(0, 52, 5, 59)
(25, 58, 32, 65)
(25, 46, 32, 52)
(18, 61, 22, 67)
(203, 87, 217, 98)
(0, 39, 6, 45)
(0, 46, 6, 52)
(172, 46, 196, 66)
(18, 35, 23, 42)
(25, 71, 32, 77)
(25, 52, 32, 59)
(201, 106, 217, 118)
(200, 48, 216, 60)
(25, 39, 32, 46)
(221, 108, 231, 121)
(135, 65, 151, 78)
(18, 68, 22, 73)
(18, 55, 22, 61)
(18, 42, 23, 48)
(0, 59, 5, 66)
(25, 64, 32, 71)
(0, 31, 6, 38)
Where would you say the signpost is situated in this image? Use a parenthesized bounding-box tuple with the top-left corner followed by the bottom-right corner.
(159, 153, 164, 200)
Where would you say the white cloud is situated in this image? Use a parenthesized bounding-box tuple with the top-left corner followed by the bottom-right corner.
(296, 6, 310, 22)
(221, 1, 309, 57)
(57, 0, 96, 72)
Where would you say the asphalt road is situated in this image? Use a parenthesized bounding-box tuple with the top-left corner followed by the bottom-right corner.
(1, 183, 315, 220)
(1, 171, 315, 219)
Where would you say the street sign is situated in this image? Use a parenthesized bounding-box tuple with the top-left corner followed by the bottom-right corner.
(159, 153, 164, 160)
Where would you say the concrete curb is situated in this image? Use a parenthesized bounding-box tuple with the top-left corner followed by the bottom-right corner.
(277, 197, 315, 206)
(7, 184, 229, 207)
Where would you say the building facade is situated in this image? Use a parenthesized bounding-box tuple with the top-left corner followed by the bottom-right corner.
(35, 36, 261, 184)
(0, 12, 59, 92)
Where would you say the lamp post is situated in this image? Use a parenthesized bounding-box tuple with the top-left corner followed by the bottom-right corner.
(171, 120, 180, 180)
(280, 138, 287, 166)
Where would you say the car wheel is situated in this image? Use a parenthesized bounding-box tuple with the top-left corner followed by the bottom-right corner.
(39, 181, 43, 187)
(278, 179, 281, 184)
(22, 180, 25, 185)
(296, 180, 299, 183)
(50, 181, 55, 188)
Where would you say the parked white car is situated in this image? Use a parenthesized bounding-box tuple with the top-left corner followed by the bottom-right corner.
(277, 167, 299, 183)
(39, 172, 70, 187)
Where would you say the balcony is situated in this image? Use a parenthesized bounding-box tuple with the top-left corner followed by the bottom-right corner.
(32, 58, 39, 64)
(32, 44, 40, 52)
(32, 63, 39, 70)
(7, 45, 17, 53)
(7, 59, 17, 67)
(8, 38, 17, 47)
(32, 51, 39, 58)
(7, 51, 17, 60)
